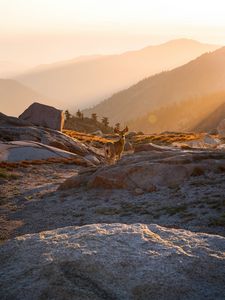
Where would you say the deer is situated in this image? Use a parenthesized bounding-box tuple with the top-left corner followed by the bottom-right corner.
(104, 126, 129, 163)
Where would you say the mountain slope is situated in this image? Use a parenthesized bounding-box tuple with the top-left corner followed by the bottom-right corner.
(193, 101, 225, 132)
(0, 79, 56, 117)
(16, 39, 219, 111)
(84, 46, 225, 125)
(127, 92, 225, 133)
(0, 61, 30, 78)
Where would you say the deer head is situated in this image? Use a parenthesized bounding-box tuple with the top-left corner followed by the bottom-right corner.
(114, 126, 129, 137)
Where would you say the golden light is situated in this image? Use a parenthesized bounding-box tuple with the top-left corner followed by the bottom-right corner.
(148, 114, 158, 124)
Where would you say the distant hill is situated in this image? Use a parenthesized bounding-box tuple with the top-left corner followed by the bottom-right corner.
(0, 79, 56, 117)
(85, 46, 225, 125)
(127, 92, 225, 133)
(0, 61, 30, 78)
(15, 39, 219, 111)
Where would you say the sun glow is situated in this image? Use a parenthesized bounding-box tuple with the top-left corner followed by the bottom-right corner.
(1, 0, 225, 35)
(0, 0, 225, 65)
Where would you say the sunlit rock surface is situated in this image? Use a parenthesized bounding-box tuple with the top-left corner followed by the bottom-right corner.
(0, 223, 224, 300)
(59, 149, 225, 191)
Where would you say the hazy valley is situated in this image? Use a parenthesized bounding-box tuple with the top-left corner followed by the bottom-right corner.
(85, 46, 225, 129)
(12, 39, 219, 114)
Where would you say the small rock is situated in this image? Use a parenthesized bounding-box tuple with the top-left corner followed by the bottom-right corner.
(134, 188, 144, 195)
(124, 141, 133, 151)
(92, 130, 103, 136)
(85, 154, 101, 165)
(127, 131, 137, 139)
(203, 134, 220, 146)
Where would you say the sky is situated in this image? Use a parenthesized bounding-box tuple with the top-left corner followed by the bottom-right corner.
(1, 0, 225, 66)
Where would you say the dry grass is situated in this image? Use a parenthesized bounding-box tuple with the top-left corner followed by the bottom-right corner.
(132, 132, 207, 145)
(0, 168, 20, 180)
(63, 129, 111, 144)
(64, 130, 210, 147)
(0, 157, 90, 169)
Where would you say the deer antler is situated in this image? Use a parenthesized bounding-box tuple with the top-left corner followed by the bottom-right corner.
(122, 126, 128, 134)
(114, 127, 120, 134)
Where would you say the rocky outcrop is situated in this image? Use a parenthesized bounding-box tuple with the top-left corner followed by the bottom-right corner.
(0, 141, 95, 166)
(19, 102, 64, 131)
(124, 141, 133, 151)
(0, 223, 224, 300)
(134, 143, 173, 153)
(0, 112, 32, 127)
(173, 135, 221, 149)
(0, 113, 103, 165)
(0, 124, 93, 157)
(59, 149, 225, 191)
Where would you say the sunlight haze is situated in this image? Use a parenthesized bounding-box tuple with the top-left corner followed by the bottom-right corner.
(1, 0, 225, 66)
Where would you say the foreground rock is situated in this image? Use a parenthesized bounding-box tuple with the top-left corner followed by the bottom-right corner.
(0, 113, 100, 158)
(59, 149, 225, 191)
(0, 112, 32, 127)
(0, 141, 95, 166)
(19, 102, 64, 131)
(173, 135, 221, 149)
(134, 143, 174, 152)
(0, 223, 224, 300)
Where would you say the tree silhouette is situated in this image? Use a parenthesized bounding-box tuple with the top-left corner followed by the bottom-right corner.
(91, 113, 97, 122)
(115, 123, 120, 131)
(102, 117, 109, 127)
(76, 109, 82, 119)
(65, 109, 71, 121)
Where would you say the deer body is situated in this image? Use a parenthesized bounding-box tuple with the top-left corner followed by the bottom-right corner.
(104, 126, 128, 163)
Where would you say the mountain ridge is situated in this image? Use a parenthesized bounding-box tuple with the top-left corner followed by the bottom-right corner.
(15, 39, 219, 111)
(0, 79, 57, 117)
(84, 46, 225, 125)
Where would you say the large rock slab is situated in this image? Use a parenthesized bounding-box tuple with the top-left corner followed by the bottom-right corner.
(19, 102, 64, 131)
(0, 112, 32, 127)
(134, 143, 174, 153)
(0, 141, 93, 165)
(0, 124, 93, 157)
(0, 223, 224, 300)
(59, 150, 225, 191)
(0, 113, 102, 164)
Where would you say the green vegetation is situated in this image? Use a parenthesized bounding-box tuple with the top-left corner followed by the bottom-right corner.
(64, 110, 113, 134)
(0, 168, 19, 180)
(132, 132, 204, 146)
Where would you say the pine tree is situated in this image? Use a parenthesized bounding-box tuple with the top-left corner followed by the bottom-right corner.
(102, 117, 109, 127)
(115, 123, 120, 131)
(91, 113, 97, 122)
(65, 109, 71, 121)
(76, 109, 82, 119)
